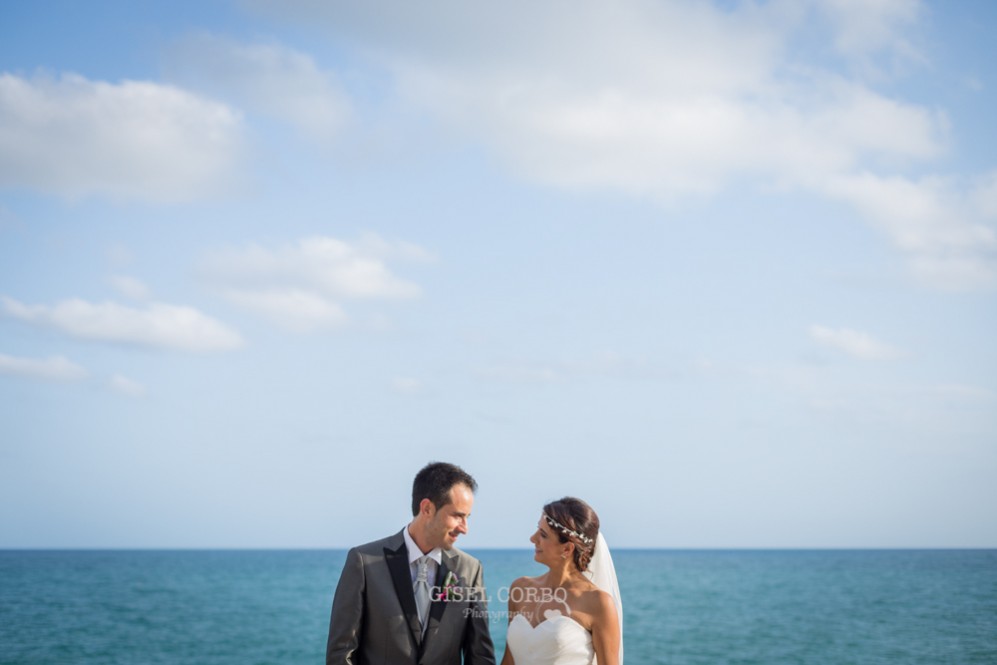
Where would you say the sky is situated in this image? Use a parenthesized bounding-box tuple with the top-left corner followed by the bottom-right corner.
(1, 0, 995, 549)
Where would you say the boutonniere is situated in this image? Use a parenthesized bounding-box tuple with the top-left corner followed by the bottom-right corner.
(438, 571, 461, 601)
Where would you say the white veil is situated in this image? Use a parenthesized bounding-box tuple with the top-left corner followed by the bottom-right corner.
(583, 533, 623, 664)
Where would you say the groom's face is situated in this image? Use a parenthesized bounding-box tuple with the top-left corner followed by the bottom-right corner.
(426, 483, 474, 550)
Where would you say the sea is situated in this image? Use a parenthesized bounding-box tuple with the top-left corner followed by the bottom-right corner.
(1, 549, 995, 664)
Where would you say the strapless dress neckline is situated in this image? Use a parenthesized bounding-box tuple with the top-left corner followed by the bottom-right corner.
(506, 610, 594, 665)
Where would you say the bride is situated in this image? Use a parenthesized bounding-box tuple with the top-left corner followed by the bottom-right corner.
(501, 497, 622, 665)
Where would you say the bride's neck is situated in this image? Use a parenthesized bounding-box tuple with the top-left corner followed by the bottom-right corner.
(544, 561, 582, 587)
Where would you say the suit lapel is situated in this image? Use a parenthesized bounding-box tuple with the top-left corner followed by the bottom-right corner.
(424, 550, 456, 642)
(385, 534, 424, 647)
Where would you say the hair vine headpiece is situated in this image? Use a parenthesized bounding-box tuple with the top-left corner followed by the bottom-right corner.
(544, 513, 594, 546)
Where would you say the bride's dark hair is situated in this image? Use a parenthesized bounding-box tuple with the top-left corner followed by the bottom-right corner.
(542, 497, 600, 572)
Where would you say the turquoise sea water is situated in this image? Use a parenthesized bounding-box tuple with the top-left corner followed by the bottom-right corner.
(1, 549, 995, 664)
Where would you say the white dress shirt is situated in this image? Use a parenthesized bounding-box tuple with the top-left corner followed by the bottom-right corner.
(403, 524, 442, 584)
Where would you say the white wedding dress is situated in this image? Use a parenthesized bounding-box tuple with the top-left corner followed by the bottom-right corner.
(504, 534, 623, 665)
(506, 610, 594, 665)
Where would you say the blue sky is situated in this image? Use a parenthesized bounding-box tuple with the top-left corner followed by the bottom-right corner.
(1, 0, 995, 548)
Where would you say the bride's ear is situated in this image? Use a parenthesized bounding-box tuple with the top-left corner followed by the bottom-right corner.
(562, 541, 575, 559)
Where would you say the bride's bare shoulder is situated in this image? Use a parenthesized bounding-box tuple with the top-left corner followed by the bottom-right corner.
(582, 587, 618, 622)
(509, 575, 544, 589)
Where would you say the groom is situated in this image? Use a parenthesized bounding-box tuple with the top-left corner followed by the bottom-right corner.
(325, 462, 496, 665)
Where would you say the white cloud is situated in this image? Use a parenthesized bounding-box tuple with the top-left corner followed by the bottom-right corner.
(823, 172, 997, 289)
(809, 324, 902, 360)
(972, 171, 997, 219)
(450, 77, 943, 199)
(109, 374, 147, 397)
(202, 235, 425, 331)
(206, 236, 423, 299)
(391, 376, 424, 395)
(244, 1, 997, 290)
(0, 353, 87, 382)
(245, 0, 997, 289)
(1, 296, 243, 352)
(251, 1, 943, 197)
(166, 35, 352, 142)
(108, 275, 152, 301)
(920, 383, 997, 403)
(815, 0, 924, 61)
(0, 72, 244, 201)
(219, 288, 348, 332)
(353, 232, 435, 263)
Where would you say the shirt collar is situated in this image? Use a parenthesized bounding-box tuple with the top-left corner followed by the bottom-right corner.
(404, 524, 442, 566)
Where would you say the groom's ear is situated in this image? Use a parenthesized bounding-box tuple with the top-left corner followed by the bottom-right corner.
(418, 497, 436, 517)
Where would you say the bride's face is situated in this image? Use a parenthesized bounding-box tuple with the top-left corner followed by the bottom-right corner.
(530, 515, 568, 565)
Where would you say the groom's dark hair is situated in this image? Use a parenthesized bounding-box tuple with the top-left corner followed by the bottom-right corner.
(412, 462, 478, 516)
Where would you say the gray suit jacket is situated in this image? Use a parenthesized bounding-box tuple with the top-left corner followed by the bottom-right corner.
(326, 530, 496, 665)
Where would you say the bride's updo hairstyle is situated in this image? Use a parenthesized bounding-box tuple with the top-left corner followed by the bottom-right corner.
(542, 497, 600, 572)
